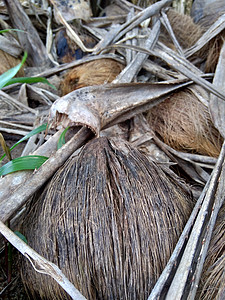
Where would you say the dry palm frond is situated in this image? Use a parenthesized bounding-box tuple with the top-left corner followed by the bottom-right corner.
(198, 204, 225, 300)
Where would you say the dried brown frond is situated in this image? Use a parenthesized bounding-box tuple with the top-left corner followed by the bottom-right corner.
(146, 89, 223, 157)
(198, 204, 225, 300)
(21, 137, 193, 299)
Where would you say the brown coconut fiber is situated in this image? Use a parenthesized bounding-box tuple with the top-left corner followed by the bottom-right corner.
(60, 58, 124, 95)
(198, 204, 225, 300)
(21, 137, 194, 300)
(165, 9, 204, 51)
(146, 89, 223, 157)
(163, 9, 224, 73)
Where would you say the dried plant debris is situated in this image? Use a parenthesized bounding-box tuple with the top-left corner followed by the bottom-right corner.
(60, 58, 124, 95)
(191, 0, 225, 28)
(160, 8, 204, 51)
(197, 204, 225, 300)
(55, 28, 97, 63)
(1, 0, 225, 298)
(160, 7, 225, 73)
(21, 137, 194, 300)
(52, 0, 92, 23)
(146, 89, 223, 157)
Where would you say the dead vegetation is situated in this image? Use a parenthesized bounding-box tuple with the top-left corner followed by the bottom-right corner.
(0, 0, 224, 299)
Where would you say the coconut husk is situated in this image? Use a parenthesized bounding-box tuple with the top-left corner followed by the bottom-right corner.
(21, 137, 193, 300)
(163, 8, 224, 73)
(146, 89, 223, 157)
(60, 58, 124, 95)
(163, 9, 204, 51)
(198, 204, 225, 300)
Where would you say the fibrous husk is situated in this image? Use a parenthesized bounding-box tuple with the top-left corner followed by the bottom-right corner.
(146, 89, 223, 157)
(60, 58, 124, 95)
(163, 8, 204, 50)
(198, 204, 225, 300)
(163, 8, 224, 73)
(21, 137, 193, 299)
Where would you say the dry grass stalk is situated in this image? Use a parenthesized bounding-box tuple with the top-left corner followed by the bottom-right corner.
(21, 137, 193, 299)
(198, 204, 225, 300)
(60, 58, 124, 95)
(146, 89, 223, 157)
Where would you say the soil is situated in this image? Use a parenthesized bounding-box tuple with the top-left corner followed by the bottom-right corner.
(0, 246, 28, 299)
(0, 137, 28, 299)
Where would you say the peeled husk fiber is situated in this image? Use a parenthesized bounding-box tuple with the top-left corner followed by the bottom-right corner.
(60, 58, 124, 95)
(21, 137, 194, 299)
(146, 89, 223, 157)
(198, 204, 225, 300)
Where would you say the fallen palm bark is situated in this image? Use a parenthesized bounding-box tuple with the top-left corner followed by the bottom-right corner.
(210, 41, 225, 138)
(148, 139, 225, 300)
(113, 20, 160, 83)
(197, 203, 225, 300)
(165, 140, 225, 300)
(0, 220, 86, 300)
(51, 80, 191, 136)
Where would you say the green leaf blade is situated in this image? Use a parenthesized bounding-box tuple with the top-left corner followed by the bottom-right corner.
(0, 123, 48, 162)
(0, 155, 48, 176)
(0, 51, 27, 90)
(57, 126, 70, 150)
(5, 76, 56, 90)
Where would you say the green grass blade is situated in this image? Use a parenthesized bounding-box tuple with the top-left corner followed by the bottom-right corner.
(0, 51, 27, 90)
(0, 133, 12, 161)
(0, 155, 48, 176)
(57, 126, 70, 150)
(0, 29, 25, 34)
(4, 76, 56, 90)
(0, 123, 48, 162)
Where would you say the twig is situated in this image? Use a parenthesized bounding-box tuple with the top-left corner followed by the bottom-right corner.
(0, 90, 37, 114)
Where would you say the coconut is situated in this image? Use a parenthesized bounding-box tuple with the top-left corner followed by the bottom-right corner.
(198, 204, 225, 300)
(163, 9, 204, 51)
(162, 8, 224, 73)
(60, 59, 124, 95)
(21, 137, 193, 299)
(146, 89, 223, 157)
